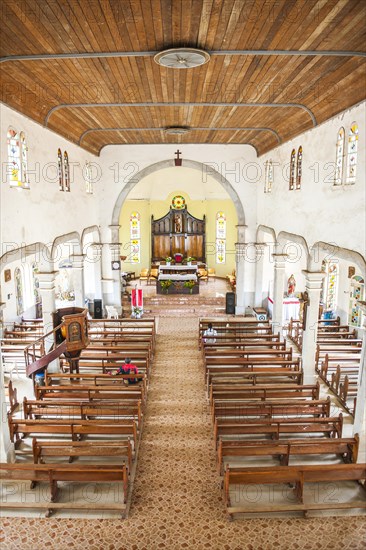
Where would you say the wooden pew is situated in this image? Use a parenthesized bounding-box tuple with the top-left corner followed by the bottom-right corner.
(0, 462, 128, 516)
(211, 398, 331, 424)
(35, 384, 144, 404)
(209, 382, 320, 404)
(32, 438, 134, 471)
(44, 372, 148, 397)
(206, 369, 304, 394)
(213, 414, 344, 446)
(223, 463, 366, 519)
(23, 397, 143, 428)
(217, 435, 359, 474)
(8, 418, 138, 448)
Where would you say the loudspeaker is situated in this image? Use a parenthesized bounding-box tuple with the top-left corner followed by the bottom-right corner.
(225, 292, 236, 314)
(94, 299, 103, 319)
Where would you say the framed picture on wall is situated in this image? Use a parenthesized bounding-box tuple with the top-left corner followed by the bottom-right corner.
(4, 269, 11, 282)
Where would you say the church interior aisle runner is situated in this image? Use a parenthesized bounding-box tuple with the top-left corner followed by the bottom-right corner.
(1, 317, 365, 550)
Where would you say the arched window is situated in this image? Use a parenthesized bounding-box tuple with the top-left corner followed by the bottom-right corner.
(322, 261, 338, 311)
(7, 127, 29, 189)
(64, 151, 70, 191)
(15, 267, 24, 315)
(289, 148, 296, 190)
(264, 160, 273, 193)
(295, 146, 302, 189)
(334, 127, 345, 185)
(349, 275, 364, 327)
(58, 148, 64, 191)
(346, 122, 358, 184)
(216, 211, 226, 264)
(130, 212, 141, 263)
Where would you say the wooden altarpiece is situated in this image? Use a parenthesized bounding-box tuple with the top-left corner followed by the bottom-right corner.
(151, 206, 206, 263)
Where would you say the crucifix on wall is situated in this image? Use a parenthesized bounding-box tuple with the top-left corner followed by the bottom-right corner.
(174, 149, 182, 166)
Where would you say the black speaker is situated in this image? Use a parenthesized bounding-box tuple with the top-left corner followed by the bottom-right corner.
(94, 299, 103, 319)
(225, 292, 236, 314)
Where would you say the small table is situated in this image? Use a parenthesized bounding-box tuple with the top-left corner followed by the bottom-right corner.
(121, 271, 136, 282)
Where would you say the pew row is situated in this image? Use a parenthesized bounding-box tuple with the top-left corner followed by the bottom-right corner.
(217, 435, 360, 474)
(0, 462, 128, 516)
(223, 463, 366, 519)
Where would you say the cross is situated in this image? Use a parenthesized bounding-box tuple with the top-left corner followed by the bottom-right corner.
(175, 149, 182, 160)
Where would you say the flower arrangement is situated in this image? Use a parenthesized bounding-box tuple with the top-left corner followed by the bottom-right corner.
(132, 306, 143, 318)
(186, 256, 195, 263)
(183, 280, 196, 294)
(165, 256, 173, 264)
(160, 280, 172, 294)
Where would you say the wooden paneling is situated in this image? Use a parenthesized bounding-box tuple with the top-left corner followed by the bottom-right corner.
(0, 0, 365, 155)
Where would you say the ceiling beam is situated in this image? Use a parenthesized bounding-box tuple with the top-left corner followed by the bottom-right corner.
(1, 49, 365, 64)
(46, 102, 316, 127)
(78, 127, 281, 145)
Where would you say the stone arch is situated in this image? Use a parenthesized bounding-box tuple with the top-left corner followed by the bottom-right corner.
(51, 232, 82, 262)
(0, 242, 52, 272)
(81, 225, 101, 246)
(111, 159, 246, 230)
(309, 241, 366, 276)
(256, 224, 277, 244)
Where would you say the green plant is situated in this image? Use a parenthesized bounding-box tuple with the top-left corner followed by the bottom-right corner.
(160, 280, 172, 294)
(186, 256, 195, 263)
(183, 280, 196, 294)
(165, 256, 172, 263)
(132, 306, 143, 317)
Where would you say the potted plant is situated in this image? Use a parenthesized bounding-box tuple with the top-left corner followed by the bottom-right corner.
(160, 280, 172, 294)
(132, 306, 143, 318)
(165, 256, 172, 265)
(186, 256, 195, 266)
(183, 280, 196, 294)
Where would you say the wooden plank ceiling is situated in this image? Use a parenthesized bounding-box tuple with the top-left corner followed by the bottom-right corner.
(1, 0, 365, 156)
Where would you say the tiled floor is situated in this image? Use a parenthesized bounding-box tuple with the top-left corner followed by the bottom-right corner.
(2, 313, 366, 549)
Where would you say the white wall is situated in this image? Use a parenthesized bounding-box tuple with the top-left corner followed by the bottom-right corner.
(0, 103, 100, 250)
(257, 101, 366, 257)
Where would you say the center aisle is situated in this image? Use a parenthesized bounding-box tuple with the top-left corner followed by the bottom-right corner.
(2, 316, 365, 550)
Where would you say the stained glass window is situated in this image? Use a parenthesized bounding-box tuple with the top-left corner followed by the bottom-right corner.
(64, 151, 70, 192)
(216, 212, 226, 264)
(324, 262, 338, 311)
(7, 128, 29, 189)
(334, 127, 345, 185)
(348, 275, 364, 327)
(130, 212, 141, 263)
(264, 160, 273, 193)
(289, 149, 295, 190)
(295, 146, 302, 190)
(172, 195, 186, 209)
(346, 122, 358, 184)
(32, 262, 41, 305)
(15, 267, 24, 315)
(58, 148, 64, 191)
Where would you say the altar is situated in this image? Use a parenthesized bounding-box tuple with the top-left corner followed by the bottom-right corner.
(157, 265, 199, 294)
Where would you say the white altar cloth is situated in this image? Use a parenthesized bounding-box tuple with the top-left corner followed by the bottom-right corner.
(268, 297, 300, 322)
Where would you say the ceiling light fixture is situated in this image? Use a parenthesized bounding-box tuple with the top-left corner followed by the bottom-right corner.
(154, 48, 210, 69)
(164, 127, 190, 135)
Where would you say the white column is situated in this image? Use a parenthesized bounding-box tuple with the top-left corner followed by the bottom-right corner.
(70, 254, 86, 307)
(38, 271, 57, 337)
(101, 224, 122, 307)
(235, 242, 246, 315)
(353, 301, 366, 460)
(301, 270, 326, 384)
(92, 244, 103, 299)
(271, 253, 288, 332)
(254, 243, 266, 307)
